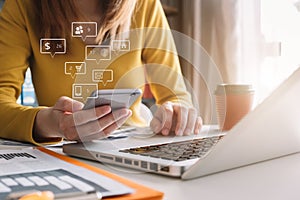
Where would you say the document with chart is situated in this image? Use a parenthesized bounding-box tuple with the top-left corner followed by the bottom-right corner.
(0, 148, 133, 199)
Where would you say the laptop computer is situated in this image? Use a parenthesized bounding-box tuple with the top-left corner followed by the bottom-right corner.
(63, 67, 300, 180)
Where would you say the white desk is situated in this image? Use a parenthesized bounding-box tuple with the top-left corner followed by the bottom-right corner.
(52, 147, 300, 200)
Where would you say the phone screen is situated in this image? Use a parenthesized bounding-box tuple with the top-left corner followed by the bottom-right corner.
(82, 89, 142, 110)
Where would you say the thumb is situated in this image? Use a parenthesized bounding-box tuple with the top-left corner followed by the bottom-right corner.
(54, 96, 84, 113)
(150, 104, 165, 133)
(150, 116, 162, 133)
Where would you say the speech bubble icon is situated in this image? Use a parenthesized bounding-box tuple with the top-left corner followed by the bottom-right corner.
(112, 40, 130, 53)
(72, 22, 97, 41)
(40, 38, 66, 58)
(65, 62, 86, 79)
(72, 84, 98, 102)
(92, 69, 114, 86)
(86, 45, 111, 63)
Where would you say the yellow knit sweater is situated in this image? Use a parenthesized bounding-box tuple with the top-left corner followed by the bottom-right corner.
(0, 0, 191, 144)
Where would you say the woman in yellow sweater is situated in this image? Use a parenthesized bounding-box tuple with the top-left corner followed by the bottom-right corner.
(0, 0, 202, 144)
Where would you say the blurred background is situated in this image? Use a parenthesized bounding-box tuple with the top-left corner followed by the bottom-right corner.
(161, 0, 300, 123)
(1, 0, 300, 123)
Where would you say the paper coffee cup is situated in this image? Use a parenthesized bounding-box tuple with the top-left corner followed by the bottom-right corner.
(215, 84, 254, 131)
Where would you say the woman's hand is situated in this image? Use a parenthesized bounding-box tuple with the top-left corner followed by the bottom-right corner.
(33, 96, 132, 142)
(150, 101, 202, 136)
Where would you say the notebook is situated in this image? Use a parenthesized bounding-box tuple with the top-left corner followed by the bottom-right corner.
(63, 67, 300, 180)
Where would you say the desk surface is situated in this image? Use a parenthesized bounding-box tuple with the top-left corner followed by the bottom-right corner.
(51, 148, 300, 200)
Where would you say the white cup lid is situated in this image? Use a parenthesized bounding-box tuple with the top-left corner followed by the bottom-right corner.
(215, 84, 254, 95)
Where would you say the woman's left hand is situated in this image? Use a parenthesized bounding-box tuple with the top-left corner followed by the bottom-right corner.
(150, 101, 203, 136)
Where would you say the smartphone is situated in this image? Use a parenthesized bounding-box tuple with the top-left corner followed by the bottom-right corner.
(82, 88, 142, 110)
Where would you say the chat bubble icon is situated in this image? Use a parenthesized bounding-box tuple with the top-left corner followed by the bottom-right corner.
(72, 84, 98, 102)
(40, 38, 66, 57)
(65, 62, 86, 79)
(92, 69, 114, 86)
(72, 22, 97, 41)
(112, 40, 130, 53)
(86, 45, 111, 63)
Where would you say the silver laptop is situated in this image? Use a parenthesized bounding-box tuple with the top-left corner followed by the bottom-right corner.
(63, 67, 300, 180)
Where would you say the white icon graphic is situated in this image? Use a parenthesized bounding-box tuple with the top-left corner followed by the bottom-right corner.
(72, 22, 97, 41)
(85, 45, 111, 63)
(75, 65, 82, 72)
(92, 69, 114, 86)
(40, 38, 66, 57)
(75, 26, 84, 35)
(74, 85, 82, 97)
(112, 40, 130, 52)
(64, 62, 86, 79)
(44, 42, 51, 51)
(72, 84, 98, 101)
(100, 48, 109, 58)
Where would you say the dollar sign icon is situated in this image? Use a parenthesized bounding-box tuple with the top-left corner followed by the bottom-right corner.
(45, 42, 51, 51)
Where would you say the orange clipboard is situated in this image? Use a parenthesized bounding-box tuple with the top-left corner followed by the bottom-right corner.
(38, 147, 164, 200)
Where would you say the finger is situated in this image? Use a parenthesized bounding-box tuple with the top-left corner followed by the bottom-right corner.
(173, 105, 188, 136)
(150, 102, 173, 135)
(20, 191, 54, 200)
(76, 109, 130, 137)
(54, 96, 84, 113)
(150, 104, 165, 133)
(150, 116, 162, 133)
(160, 102, 174, 136)
(194, 116, 203, 134)
(102, 111, 132, 135)
(72, 105, 111, 126)
(79, 112, 132, 141)
(70, 109, 131, 140)
(183, 108, 197, 135)
(99, 109, 131, 130)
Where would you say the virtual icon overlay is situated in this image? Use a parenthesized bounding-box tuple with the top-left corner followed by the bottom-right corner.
(112, 40, 130, 52)
(72, 22, 97, 41)
(40, 38, 66, 57)
(92, 69, 114, 86)
(65, 62, 86, 79)
(86, 45, 111, 63)
(72, 84, 98, 102)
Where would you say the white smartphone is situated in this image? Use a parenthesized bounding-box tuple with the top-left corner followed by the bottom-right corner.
(82, 88, 142, 110)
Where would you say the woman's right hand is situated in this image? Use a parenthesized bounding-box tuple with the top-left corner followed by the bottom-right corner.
(33, 96, 132, 142)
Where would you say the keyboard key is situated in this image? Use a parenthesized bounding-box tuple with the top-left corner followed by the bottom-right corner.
(44, 176, 72, 190)
(59, 175, 95, 192)
(1, 178, 18, 186)
(14, 177, 34, 187)
(28, 176, 49, 186)
(0, 182, 11, 193)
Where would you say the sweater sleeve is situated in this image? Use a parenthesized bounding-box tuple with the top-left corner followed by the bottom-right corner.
(0, 0, 61, 145)
(141, 0, 193, 106)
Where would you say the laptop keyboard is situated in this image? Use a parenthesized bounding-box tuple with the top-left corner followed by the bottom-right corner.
(120, 136, 223, 162)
